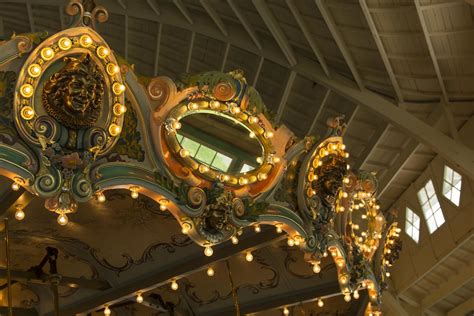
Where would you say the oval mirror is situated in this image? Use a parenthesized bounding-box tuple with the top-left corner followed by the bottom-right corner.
(175, 112, 263, 174)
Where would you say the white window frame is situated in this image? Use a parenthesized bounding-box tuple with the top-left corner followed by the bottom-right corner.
(405, 207, 420, 243)
(442, 165, 462, 207)
(417, 180, 445, 234)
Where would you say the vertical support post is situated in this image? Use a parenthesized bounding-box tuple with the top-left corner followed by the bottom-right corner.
(4, 218, 13, 316)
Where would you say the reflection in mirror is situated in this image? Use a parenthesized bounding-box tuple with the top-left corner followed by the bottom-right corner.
(176, 113, 263, 174)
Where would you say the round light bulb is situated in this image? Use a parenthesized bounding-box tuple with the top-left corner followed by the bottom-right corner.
(245, 252, 253, 262)
(323, 251, 328, 257)
(57, 213, 68, 226)
(136, 293, 144, 303)
(58, 37, 72, 50)
(171, 280, 178, 291)
(283, 307, 289, 315)
(386, 271, 391, 277)
(41, 47, 54, 60)
(97, 46, 109, 59)
(11, 182, 20, 191)
(287, 238, 295, 247)
(254, 225, 261, 233)
(179, 149, 189, 158)
(104, 306, 111, 315)
(204, 246, 213, 257)
(317, 299, 324, 307)
(97, 192, 106, 203)
(312, 262, 321, 274)
(80, 35, 93, 47)
(109, 123, 122, 136)
(276, 225, 283, 233)
(231, 236, 239, 245)
(206, 267, 214, 277)
(264, 131, 274, 139)
(181, 223, 191, 234)
(28, 64, 41, 77)
(344, 294, 351, 302)
(15, 208, 25, 221)
(210, 100, 220, 109)
(130, 187, 139, 199)
(353, 290, 360, 299)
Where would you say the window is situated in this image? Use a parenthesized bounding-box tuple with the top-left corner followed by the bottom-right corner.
(240, 163, 254, 173)
(442, 166, 462, 206)
(417, 180, 445, 234)
(177, 133, 233, 172)
(405, 208, 420, 243)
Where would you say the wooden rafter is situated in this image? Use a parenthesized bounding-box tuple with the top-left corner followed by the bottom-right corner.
(227, 0, 262, 50)
(200, 0, 228, 36)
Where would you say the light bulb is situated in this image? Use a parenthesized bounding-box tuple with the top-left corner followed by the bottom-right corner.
(254, 225, 261, 233)
(11, 182, 20, 191)
(231, 236, 239, 245)
(28, 64, 41, 77)
(210, 100, 220, 109)
(245, 252, 253, 262)
(57, 213, 68, 226)
(249, 132, 256, 138)
(353, 290, 359, 299)
(159, 199, 168, 211)
(283, 307, 289, 315)
(179, 148, 189, 158)
(15, 208, 25, 221)
(264, 131, 274, 139)
(294, 238, 300, 246)
(317, 299, 324, 307)
(287, 238, 294, 247)
(276, 225, 283, 233)
(136, 293, 143, 303)
(312, 262, 321, 274)
(181, 223, 191, 234)
(109, 123, 122, 136)
(386, 271, 391, 277)
(104, 306, 111, 315)
(97, 192, 106, 203)
(207, 267, 214, 277)
(204, 246, 213, 257)
(130, 187, 139, 199)
(171, 280, 178, 291)
(344, 293, 351, 302)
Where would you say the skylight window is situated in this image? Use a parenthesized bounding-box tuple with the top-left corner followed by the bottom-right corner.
(240, 163, 254, 173)
(177, 133, 232, 172)
(417, 180, 445, 234)
(405, 208, 420, 243)
(442, 166, 462, 207)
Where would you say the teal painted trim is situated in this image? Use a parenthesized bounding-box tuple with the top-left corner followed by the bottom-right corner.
(0, 144, 35, 181)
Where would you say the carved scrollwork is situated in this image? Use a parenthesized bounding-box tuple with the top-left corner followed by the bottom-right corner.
(147, 77, 171, 105)
(33, 115, 61, 142)
(65, 0, 109, 29)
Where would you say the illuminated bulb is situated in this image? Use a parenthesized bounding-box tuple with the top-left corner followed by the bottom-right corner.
(230, 105, 241, 114)
(257, 173, 268, 181)
(323, 150, 329, 156)
(353, 224, 359, 230)
(210, 100, 220, 109)
(199, 165, 209, 173)
(57, 213, 68, 226)
(21, 106, 35, 120)
(249, 131, 256, 138)
(338, 206, 345, 212)
(159, 200, 168, 211)
(254, 225, 261, 233)
(113, 82, 126, 95)
(11, 182, 20, 191)
(204, 246, 213, 257)
(312, 262, 321, 274)
(344, 294, 351, 302)
(276, 225, 283, 234)
(336, 258, 344, 268)
(375, 205, 381, 210)
(353, 290, 359, 299)
(28, 64, 41, 77)
(248, 116, 259, 124)
(41, 47, 54, 60)
(97, 46, 109, 59)
(20, 84, 34, 98)
(342, 192, 348, 198)
(136, 293, 144, 303)
(347, 164, 350, 170)
(361, 214, 367, 219)
(181, 223, 191, 234)
(207, 267, 215, 277)
(377, 216, 383, 222)
(172, 121, 182, 130)
(287, 238, 294, 247)
(109, 123, 121, 136)
(113, 103, 127, 116)
(58, 37, 72, 50)
(171, 280, 178, 291)
(317, 299, 324, 307)
(283, 307, 289, 315)
(15, 207, 25, 221)
(343, 177, 350, 184)
(245, 252, 253, 262)
(264, 131, 274, 139)
(345, 152, 349, 158)
(188, 102, 199, 110)
(130, 187, 139, 199)
(340, 275, 348, 284)
(386, 271, 391, 277)
(107, 63, 120, 76)
(80, 34, 93, 47)
(231, 236, 239, 245)
(341, 144, 346, 150)
(97, 192, 106, 203)
(273, 156, 281, 164)
(179, 149, 190, 158)
(221, 175, 230, 182)
(294, 238, 300, 246)
(317, 160, 323, 167)
(323, 251, 328, 257)
(331, 144, 338, 150)
(238, 177, 248, 185)
(104, 306, 111, 315)
(256, 157, 263, 164)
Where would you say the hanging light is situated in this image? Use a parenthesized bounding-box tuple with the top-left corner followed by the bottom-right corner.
(171, 280, 178, 291)
(276, 224, 283, 233)
(206, 267, 215, 277)
(254, 224, 261, 233)
(344, 293, 351, 302)
(104, 306, 111, 315)
(245, 251, 253, 262)
(11, 181, 20, 191)
(283, 307, 289, 315)
(287, 238, 295, 247)
(130, 186, 139, 199)
(317, 298, 324, 307)
(136, 293, 144, 303)
(204, 246, 213, 257)
(15, 205, 25, 221)
(312, 262, 321, 274)
(231, 236, 239, 245)
(353, 290, 360, 299)
(97, 191, 106, 203)
(57, 213, 68, 226)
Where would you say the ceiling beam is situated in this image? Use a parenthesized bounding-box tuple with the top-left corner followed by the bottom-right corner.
(47, 229, 284, 316)
(275, 70, 296, 123)
(286, 0, 331, 77)
(206, 280, 341, 316)
(0, 307, 38, 316)
(200, 0, 228, 36)
(25, 0, 35, 32)
(252, 56, 265, 86)
(124, 14, 129, 60)
(252, 0, 297, 66)
(359, 0, 403, 103)
(58, 5, 65, 30)
(421, 261, 474, 312)
(146, 0, 160, 17)
(172, 0, 193, 24)
(220, 42, 230, 72)
(355, 123, 389, 170)
(153, 23, 163, 76)
(0, 187, 26, 217)
(0, 269, 111, 291)
(227, 0, 262, 51)
(315, 0, 364, 90)
(447, 296, 474, 316)
(307, 88, 331, 135)
(185, 31, 195, 73)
